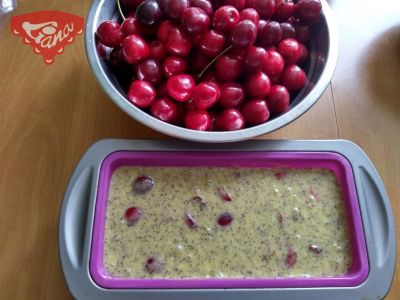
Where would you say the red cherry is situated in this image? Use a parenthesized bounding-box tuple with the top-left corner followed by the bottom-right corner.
(150, 97, 179, 122)
(213, 5, 240, 33)
(294, 0, 322, 24)
(218, 187, 232, 201)
(165, 0, 190, 19)
(96, 42, 108, 59)
(243, 45, 268, 72)
(149, 40, 166, 60)
(190, 0, 214, 16)
(230, 19, 258, 48)
(293, 23, 310, 43)
(275, 172, 287, 180)
(215, 55, 242, 81)
(298, 43, 309, 64)
(163, 56, 187, 78)
(166, 27, 192, 56)
(257, 18, 267, 31)
(109, 47, 127, 70)
(136, 59, 162, 85)
(184, 110, 211, 130)
(157, 0, 168, 12)
(122, 35, 150, 64)
(281, 65, 307, 91)
(241, 99, 270, 125)
(246, 0, 276, 19)
(201, 70, 218, 82)
(124, 207, 143, 225)
(217, 212, 233, 226)
(263, 50, 284, 77)
(258, 21, 283, 47)
(145, 256, 164, 273)
(228, 47, 246, 59)
(167, 74, 195, 101)
(267, 85, 290, 113)
(219, 82, 245, 108)
(281, 22, 296, 39)
(133, 174, 155, 193)
(136, 0, 163, 26)
(275, 0, 295, 22)
(128, 80, 156, 108)
(96, 21, 124, 48)
(184, 212, 199, 229)
(245, 71, 271, 98)
(239, 8, 259, 27)
(182, 7, 210, 35)
(277, 38, 301, 65)
(193, 82, 221, 110)
(245, 0, 257, 8)
(157, 20, 174, 42)
(224, 0, 245, 10)
(190, 33, 203, 46)
(215, 108, 245, 131)
(121, 17, 143, 36)
(130, 20, 157, 37)
(199, 30, 225, 57)
(286, 247, 297, 267)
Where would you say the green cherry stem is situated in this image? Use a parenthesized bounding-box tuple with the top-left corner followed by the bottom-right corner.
(117, 0, 126, 21)
(198, 45, 233, 79)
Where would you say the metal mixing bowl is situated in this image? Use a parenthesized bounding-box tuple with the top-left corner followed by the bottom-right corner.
(85, 0, 338, 143)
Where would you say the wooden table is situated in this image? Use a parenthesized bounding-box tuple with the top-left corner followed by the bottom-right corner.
(0, 0, 399, 299)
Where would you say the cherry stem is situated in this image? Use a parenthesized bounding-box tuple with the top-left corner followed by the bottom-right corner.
(117, 0, 126, 21)
(198, 45, 233, 79)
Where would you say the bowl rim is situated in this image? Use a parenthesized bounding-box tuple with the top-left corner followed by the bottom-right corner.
(85, 0, 338, 143)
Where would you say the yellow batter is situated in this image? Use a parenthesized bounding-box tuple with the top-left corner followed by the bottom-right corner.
(103, 166, 351, 278)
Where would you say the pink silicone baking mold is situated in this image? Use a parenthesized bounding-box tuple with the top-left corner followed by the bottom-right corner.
(89, 151, 369, 289)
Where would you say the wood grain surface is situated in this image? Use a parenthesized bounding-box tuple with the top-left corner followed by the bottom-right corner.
(0, 0, 399, 299)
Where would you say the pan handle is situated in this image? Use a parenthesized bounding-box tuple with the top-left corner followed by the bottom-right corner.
(59, 166, 93, 272)
(359, 165, 395, 267)
(358, 164, 396, 294)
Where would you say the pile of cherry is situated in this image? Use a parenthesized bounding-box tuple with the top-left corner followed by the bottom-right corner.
(96, 0, 322, 131)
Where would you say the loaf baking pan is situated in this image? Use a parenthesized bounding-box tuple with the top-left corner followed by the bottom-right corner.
(59, 139, 396, 299)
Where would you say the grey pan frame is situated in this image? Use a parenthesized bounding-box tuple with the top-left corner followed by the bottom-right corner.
(85, 0, 338, 142)
(59, 139, 396, 300)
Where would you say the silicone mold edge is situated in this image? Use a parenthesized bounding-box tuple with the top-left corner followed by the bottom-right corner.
(89, 150, 369, 289)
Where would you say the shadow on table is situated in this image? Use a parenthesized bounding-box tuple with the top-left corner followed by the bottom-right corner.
(361, 25, 400, 117)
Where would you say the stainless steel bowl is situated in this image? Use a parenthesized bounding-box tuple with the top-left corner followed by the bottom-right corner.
(85, 0, 338, 143)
